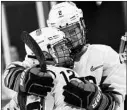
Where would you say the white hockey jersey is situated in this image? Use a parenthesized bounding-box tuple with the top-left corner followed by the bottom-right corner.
(51, 44, 126, 110)
(3, 44, 126, 110)
(73, 44, 126, 110)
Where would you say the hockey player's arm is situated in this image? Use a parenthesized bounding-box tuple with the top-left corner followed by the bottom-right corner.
(63, 47, 126, 110)
(3, 60, 54, 110)
(4, 60, 54, 96)
(4, 61, 25, 92)
(100, 46, 126, 110)
(63, 77, 116, 110)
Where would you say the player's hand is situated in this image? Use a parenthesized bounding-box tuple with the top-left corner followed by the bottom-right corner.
(63, 77, 102, 109)
(20, 65, 54, 97)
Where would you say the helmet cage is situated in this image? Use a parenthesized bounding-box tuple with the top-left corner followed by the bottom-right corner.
(59, 19, 86, 54)
(47, 38, 73, 68)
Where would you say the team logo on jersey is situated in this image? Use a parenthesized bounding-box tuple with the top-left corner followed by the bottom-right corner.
(90, 65, 103, 72)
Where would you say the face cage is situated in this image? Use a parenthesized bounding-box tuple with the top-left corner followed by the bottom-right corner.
(59, 20, 86, 57)
(48, 39, 74, 68)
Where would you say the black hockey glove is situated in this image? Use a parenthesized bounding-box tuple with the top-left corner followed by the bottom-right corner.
(63, 77, 102, 110)
(18, 65, 54, 110)
(20, 65, 54, 97)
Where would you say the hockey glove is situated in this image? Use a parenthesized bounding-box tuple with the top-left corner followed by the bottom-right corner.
(20, 65, 54, 97)
(63, 77, 102, 110)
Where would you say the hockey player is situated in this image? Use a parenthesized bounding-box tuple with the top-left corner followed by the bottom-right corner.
(3, 27, 80, 110)
(47, 1, 126, 110)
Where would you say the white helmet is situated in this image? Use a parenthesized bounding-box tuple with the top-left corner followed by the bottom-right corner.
(25, 27, 73, 67)
(47, 2, 86, 58)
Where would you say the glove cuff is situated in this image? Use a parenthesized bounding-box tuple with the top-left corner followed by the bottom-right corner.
(87, 86, 102, 110)
(87, 91, 116, 110)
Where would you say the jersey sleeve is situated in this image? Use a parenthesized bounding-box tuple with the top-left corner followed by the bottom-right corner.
(100, 46, 126, 109)
(3, 54, 40, 92)
(4, 61, 26, 92)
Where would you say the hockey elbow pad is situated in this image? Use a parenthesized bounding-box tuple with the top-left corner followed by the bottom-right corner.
(4, 64, 25, 92)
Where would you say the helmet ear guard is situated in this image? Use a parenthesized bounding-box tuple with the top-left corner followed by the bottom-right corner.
(80, 18, 86, 32)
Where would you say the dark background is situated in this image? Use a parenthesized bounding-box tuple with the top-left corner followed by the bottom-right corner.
(3, 1, 50, 60)
(74, 1, 125, 51)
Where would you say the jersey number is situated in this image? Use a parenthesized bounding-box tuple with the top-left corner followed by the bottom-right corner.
(60, 70, 76, 83)
(60, 70, 97, 84)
